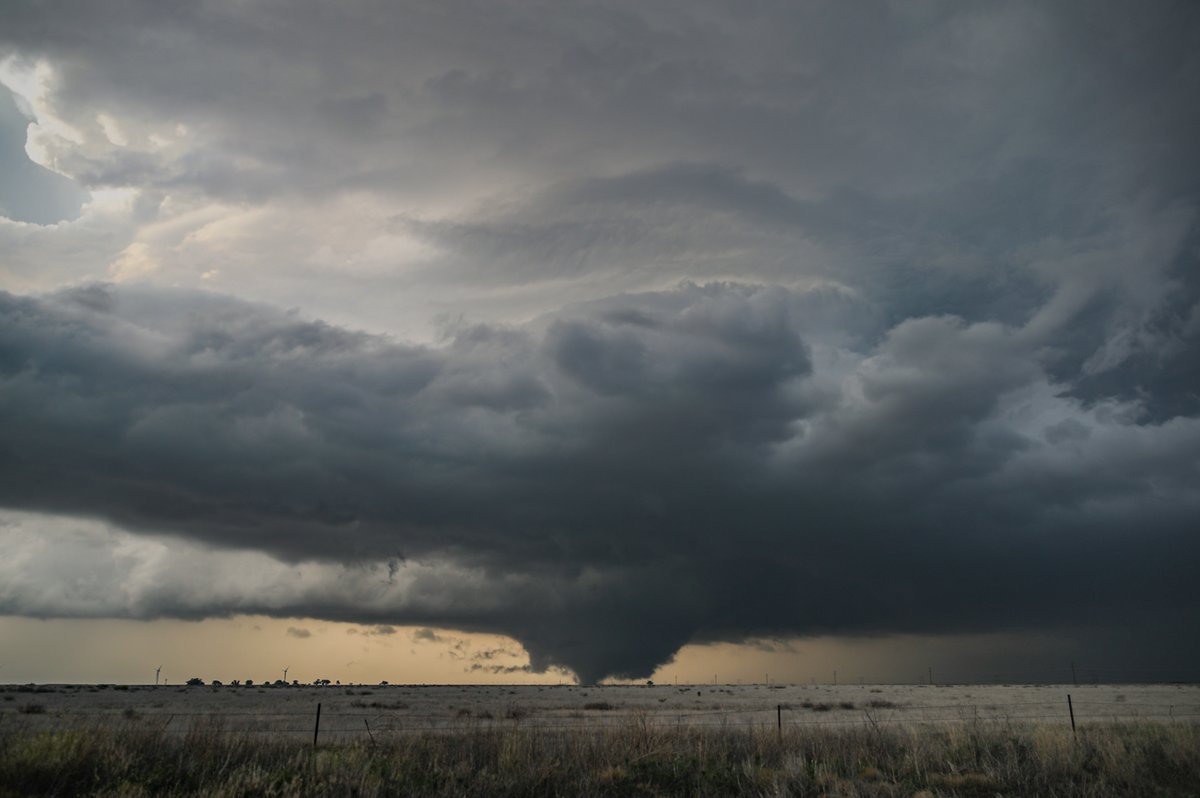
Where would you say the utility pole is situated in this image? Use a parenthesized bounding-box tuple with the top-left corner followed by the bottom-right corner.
(155, 666, 162, 686)
(833, 669, 837, 686)
(283, 666, 289, 683)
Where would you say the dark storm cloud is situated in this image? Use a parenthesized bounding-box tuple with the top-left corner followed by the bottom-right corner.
(412, 629, 445, 644)
(394, 162, 1063, 331)
(3, 1, 1197, 364)
(0, 282, 811, 568)
(471, 647, 522, 662)
(2, 283, 1199, 682)
(2, 1, 1200, 682)
(467, 664, 537, 675)
(3, 2, 1197, 209)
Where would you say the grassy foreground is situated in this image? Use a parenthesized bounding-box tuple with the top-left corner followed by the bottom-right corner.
(1, 721, 1197, 797)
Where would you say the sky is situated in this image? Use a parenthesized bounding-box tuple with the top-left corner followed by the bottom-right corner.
(1, 1, 1198, 686)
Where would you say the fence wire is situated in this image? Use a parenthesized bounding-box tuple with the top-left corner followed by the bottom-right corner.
(3, 695, 1198, 740)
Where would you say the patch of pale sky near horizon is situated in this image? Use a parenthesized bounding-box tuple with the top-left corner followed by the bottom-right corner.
(0, 614, 1079, 687)
(0, 615, 550, 686)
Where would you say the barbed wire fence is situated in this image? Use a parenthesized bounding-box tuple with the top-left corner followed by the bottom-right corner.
(3, 696, 1198, 742)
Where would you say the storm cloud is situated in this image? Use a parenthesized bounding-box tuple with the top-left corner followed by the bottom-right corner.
(1, 2, 1198, 682)
(2, 282, 1198, 682)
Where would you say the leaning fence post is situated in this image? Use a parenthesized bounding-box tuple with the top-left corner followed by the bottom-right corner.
(1066, 694, 1075, 736)
(314, 702, 322, 748)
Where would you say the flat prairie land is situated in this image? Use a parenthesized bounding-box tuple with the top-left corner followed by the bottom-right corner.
(2, 683, 1198, 796)
(3, 682, 1197, 734)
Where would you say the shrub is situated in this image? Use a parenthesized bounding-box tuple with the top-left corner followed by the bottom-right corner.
(351, 699, 409, 710)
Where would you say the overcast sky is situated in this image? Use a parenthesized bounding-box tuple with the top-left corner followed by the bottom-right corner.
(1, 1, 1198, 685)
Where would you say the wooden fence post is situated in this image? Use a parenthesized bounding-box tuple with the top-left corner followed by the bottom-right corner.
(1067, 694, 1076, 736)
(314, 702, 322, 748)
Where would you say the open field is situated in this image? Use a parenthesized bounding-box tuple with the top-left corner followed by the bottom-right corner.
(2, 684, 1198, 795)
(2, 717, 1198, 796)
(3, 682, 1198, 737)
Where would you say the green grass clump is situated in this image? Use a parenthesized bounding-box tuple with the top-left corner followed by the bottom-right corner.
(0, 721, 1196, 796)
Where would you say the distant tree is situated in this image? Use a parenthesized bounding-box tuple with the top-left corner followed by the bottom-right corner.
(211, 680, 223, 687)
(230, 680, 241, 686)
(379, 680, 389, 685)
(185, 677, 204, 686)
(245, 679, 254, 686)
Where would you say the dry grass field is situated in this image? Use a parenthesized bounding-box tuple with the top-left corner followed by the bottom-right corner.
(2, 683, 1198, 795)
